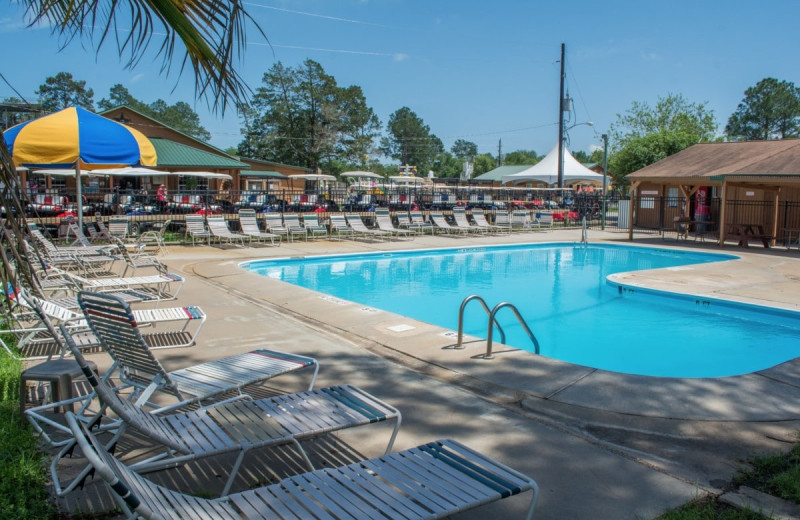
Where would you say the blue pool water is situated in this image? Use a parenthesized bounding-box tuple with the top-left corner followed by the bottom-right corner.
(243, 244, 800, 378)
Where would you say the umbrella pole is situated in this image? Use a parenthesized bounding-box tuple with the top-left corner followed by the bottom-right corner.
(76, 163, 83, 229)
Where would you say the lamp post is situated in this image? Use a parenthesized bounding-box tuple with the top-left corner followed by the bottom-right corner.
(601, 134, 609, 230)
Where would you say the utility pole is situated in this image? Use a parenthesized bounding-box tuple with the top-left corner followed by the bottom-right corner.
(557, 43, 566, 189)
(601, 134, 609, 230)
(497, 139, 503, 166)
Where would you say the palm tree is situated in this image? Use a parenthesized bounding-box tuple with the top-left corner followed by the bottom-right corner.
(1, 0, 263, 309)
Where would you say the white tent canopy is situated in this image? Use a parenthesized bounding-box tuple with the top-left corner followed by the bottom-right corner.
(502, 145, 604, 185)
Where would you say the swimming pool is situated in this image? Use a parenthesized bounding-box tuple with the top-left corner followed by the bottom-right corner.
(243, 244, 800, 378)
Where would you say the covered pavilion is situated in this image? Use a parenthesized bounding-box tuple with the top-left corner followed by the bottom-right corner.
(626, 139, 800, 246)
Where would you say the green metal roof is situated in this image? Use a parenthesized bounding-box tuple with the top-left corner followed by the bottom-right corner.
(473, 165, 532, 182)
(150, 137, 249, 169)
(240, 170, 288, 178)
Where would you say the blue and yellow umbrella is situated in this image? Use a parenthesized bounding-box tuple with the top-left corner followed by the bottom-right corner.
(4, 106, 157, 226)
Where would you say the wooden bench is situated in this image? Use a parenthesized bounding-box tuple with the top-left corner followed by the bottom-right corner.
(727, 224, 773, 248)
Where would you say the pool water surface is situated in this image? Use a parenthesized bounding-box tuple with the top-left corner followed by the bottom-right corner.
(243, 244, 800, 378)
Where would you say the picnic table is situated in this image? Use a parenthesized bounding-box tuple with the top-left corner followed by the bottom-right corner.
(726, 223, 773, 248)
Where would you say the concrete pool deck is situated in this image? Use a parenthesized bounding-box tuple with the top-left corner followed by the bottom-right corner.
(54, 228, 800, 519)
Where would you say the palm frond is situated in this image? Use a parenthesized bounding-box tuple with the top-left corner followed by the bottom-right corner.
(20, 0, 266, 113)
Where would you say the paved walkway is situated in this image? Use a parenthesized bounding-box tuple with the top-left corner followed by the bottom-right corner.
(55, 228, 800, 519)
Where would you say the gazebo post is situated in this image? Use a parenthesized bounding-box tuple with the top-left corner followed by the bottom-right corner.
(717, 179, 728, 247)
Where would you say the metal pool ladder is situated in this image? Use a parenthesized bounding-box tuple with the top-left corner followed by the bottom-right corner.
(455, 295, 540, 359)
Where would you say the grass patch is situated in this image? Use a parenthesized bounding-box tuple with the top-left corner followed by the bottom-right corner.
(0, 351, 56, 519)
(656, 497, 770, 520)
(735, 439, 800, 503)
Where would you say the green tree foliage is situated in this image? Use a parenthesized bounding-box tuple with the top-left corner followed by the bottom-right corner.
(240, 60, 380, 170)
(608, 93, 717, 153)
(473, 153, 497, 176)
(98, 84, 211, 141)
(36, 72, 94, 111)
(725, 78, 800, 141)
(609, 131, 698, 182)
(503, 150, 540, 165)
(571, 150, 591, 163)
(380, 107, 443, 173)
(432, 152, 463, 178)
(450, 139, 478, 160)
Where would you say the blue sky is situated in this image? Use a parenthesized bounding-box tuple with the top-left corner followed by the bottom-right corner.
(3, 1, 800, 162)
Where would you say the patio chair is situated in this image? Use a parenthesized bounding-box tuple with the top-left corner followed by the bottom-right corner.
(108, 217, 131, 241)
(184, 214, 211, 246)
(237, 209, 280, 245)
(29, 229, 120, 277)
(134, 220, 171, 255)
(409, 210, 436, 234)
(511, 210, 533, 232)
(375, 207, 416, 238)
(494, 209, 514, 233)
(282, 213, 310, 241)
(76, 291, 318, 406)
(329, 214, 356, 240)
(429, 211, 468, 235)
(263, 213, 291, 241)
(207, 216, 249, 247)
(62, 410, 538, 519)
(110, 236, 168, 277)
(472, 209, 505, 234)
(452, 207, 485, 233)
(346, 213, 392, 240)
(48, 265, 184, 302)
(301, 213, 329, 239)
(52, 331, 399, 497)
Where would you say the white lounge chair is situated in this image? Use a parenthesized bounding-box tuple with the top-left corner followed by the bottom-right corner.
(375, 208, 415, 238)
(184, 215, 211, 246)
(346, 213, 392, 240)
(238, 209, 280, 245)
(207, 216, 249, 247)
(429, 211, 469, 235)
(452, 207, 485, 233)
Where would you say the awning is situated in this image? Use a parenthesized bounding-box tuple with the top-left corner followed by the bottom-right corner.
(89, 166, 175, 177)
(177, 171, 233, 180)
(341, 171, 382, 179)
(241, 170, 288, 179)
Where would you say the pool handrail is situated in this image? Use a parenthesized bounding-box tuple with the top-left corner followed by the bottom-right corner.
(456, 295, 506, 349)
(486, 302, 540, 359)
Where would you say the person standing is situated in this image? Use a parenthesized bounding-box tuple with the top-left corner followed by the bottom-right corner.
(156, 184, 167, 213)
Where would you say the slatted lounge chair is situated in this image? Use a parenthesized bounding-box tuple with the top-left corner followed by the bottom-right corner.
(452, 207, 485, 233)
(410, 210, 436, 234)
(346, 213, 392, 240)
(263, 213, 291, 241)
(494, 209, 514, 233)
(62, 410, 538, 519)
(207, 216, 249, 247)
(7, 289, 206, 362)
(134, 220, 171, 255)
(52, 332, 398, 497)
(76, 291, 318, 406)
(375, 208, 416, 238)
(511, 210, 533, 232)
(472, 209, 505, 234)
(49, 265, 184, 302)
(535, 213, 554, 229)
(430, 211, 468, 235)
(184, 214, 211, 246)
(110, 236, 168, 277)
(282, 213, 309, 241)
(237, 209, 280, 245)
(301, 213, 329, 239)
(108, 217, 131, 241)
(329, 214, 356, 240)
